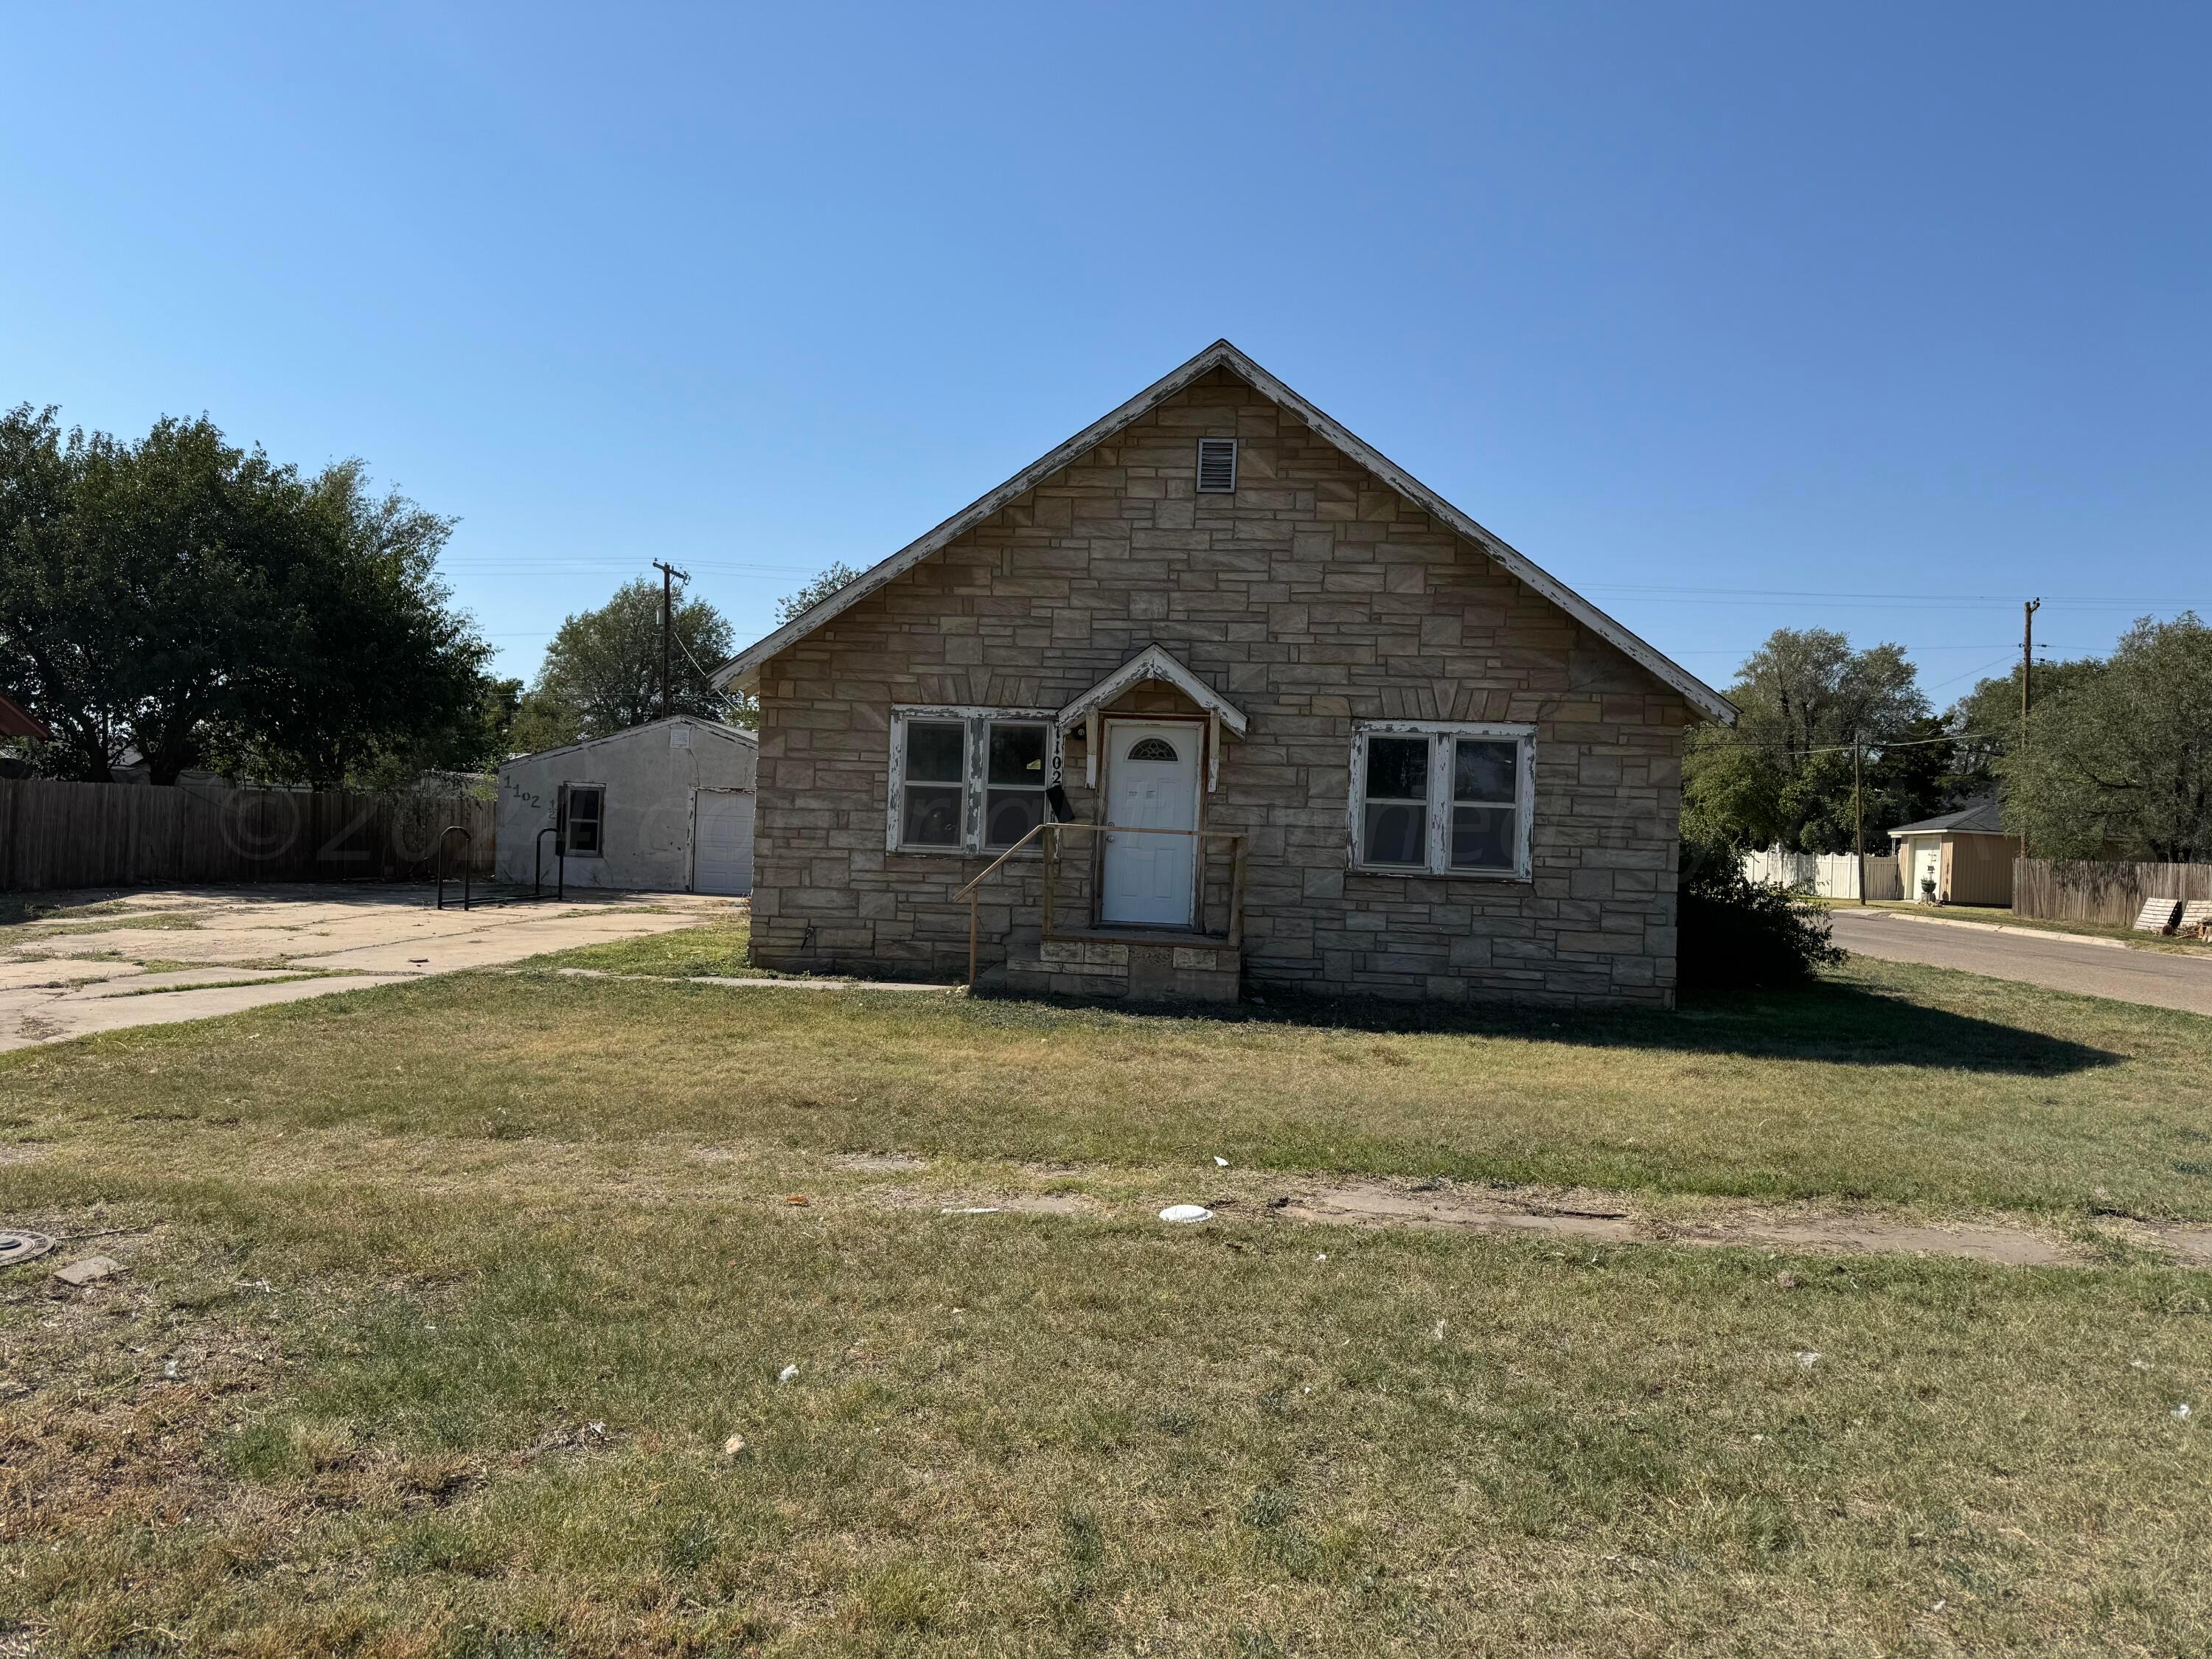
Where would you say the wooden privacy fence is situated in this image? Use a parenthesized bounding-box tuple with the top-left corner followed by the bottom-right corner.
(0, 778, 495, 893)
(2012, 858, 2212, 927)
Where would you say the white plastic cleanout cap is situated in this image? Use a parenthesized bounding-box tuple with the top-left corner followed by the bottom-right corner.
(1158, 1204, 1214, 1224)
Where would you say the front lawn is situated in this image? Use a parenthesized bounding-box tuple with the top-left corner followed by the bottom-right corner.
(1, 947, 2209, 1653)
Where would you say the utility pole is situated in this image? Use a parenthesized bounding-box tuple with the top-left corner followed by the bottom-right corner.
(2020, 597, 2041, 857)
(1854, 735, 1866, 906)
(652, 560, 690, 718)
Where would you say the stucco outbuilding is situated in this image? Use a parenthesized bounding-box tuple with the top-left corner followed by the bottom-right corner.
(495, 717, 757, 894)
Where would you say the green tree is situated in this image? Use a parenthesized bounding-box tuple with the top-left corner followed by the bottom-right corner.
(1942, 656, 2105, 802)
(0, 403, 493, 785)
(512, 577, 739, 752)
(775, 560, 863, 624)
(1683, 627, 1943, 852)
(2000, 614, 2212, 861)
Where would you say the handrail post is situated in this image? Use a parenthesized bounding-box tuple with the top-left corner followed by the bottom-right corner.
(1041, 824, 1057, 941)
(533, 827, 566, 901)
(435, 824, 473, 911)
(1228, 834, 1247, 949)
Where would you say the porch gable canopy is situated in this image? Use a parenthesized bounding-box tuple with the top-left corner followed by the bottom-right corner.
(1057, 644, 1248, 790)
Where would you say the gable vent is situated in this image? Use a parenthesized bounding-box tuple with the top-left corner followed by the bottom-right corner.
(1195, 437, 1238, 493)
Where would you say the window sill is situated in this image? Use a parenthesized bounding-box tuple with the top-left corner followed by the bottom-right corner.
(1349, 863, 1531, 883)
(891, 845, 1044, 860)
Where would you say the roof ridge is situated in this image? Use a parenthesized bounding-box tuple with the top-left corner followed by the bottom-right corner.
(712, 343, 1734, 723)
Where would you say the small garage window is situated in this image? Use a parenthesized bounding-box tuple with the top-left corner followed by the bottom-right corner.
(560, 784, 605, 857)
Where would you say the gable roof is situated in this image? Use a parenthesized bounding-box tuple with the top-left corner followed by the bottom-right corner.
(0, 692, 50, 741)
(1888, 797, 2008, 838)
(500, 714, 757, 770)
(1056, 644, 1249, 736)
(713, 340, 1736, 724)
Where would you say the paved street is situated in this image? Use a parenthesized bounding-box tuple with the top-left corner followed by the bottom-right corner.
(0, 885, 738, 1051)
(1828, 908, 2212, 1018)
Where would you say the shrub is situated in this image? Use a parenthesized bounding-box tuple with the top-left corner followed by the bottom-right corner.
(1677, 840, 1845, 990)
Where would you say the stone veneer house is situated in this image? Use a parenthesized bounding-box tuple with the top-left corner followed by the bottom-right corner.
(714, 341, 1734, 1008)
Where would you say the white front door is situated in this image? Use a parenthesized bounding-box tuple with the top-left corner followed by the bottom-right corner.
(1100, 720, 1200, 926)
(1913, 838, 1941, 903)
(692, 789, 754, 896)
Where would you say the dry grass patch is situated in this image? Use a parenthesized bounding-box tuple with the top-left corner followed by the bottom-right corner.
(0, 951, 2210, 1652)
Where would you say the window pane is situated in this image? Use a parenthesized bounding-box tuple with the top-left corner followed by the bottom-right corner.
(984, 788, 1043, 849)
(987, 723, 1046, 786)
(904, 720, 964, 783)
(564, 787, 602, 854)
(902, 785, 962, 846)
(1453, 740, 1517, 803)
(1363, 801, 1426, 866)
(1365, 736, 1429, 801)
(1450, 805, 1514, 870)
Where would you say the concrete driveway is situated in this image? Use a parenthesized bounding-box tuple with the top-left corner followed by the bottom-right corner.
(0, 885, 738, 1052)
(1829, 908, 2212, 1018)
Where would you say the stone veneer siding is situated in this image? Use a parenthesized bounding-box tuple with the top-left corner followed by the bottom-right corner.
(749, 366, 1697, 1008)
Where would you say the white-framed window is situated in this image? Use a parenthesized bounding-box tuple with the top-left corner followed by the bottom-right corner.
(559, 782, 606, 858)
(887, 706, 1060, 854)
(1346, 722, 1534, 879)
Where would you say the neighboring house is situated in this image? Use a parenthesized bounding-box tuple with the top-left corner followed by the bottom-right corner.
(0, 692, 49, 741)
(712, 340, 1735, 1006)
(0, 692, 50, 779)
(495, 717, 757, 894)
(1888, 799, 2020, 906)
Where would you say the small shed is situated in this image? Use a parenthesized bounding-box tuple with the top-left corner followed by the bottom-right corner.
(495, 717, 757, 894)
(1888, 798, 2020, 907)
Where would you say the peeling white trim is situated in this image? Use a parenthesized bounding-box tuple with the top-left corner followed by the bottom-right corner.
(1346, 720, 1536, 881)
(885, 706, 1060, 856)
(711, 339, 1735, 725)
(1054, 644, 1250, 737)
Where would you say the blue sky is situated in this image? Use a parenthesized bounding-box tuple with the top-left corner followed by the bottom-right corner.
(4, 2, 2205, 705)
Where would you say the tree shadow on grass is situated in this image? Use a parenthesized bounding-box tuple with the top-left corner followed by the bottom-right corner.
(984, 979, 2126, 1077)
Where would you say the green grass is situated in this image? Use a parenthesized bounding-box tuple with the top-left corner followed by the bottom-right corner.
(528, 912, 928, 982)
(20, 949, 2203, 1217)
(526, 913, 801, 980)
(4, 909, 206, 943)
(2, 945, 2211, 1652)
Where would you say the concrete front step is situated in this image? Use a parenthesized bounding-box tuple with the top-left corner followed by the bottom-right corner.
(992, 934, 1241, 1003)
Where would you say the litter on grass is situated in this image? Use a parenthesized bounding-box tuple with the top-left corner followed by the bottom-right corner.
(723, 1434, 746, 1456)
(1159, 1205, 1214, 1224)
(2176, 1404, 2193, 1421)
(1795, 1351, 1821, 1368)
(942, 1206, 1002, 1215)
(777, 1364, 799, 1384)
(1214, 1156, 1229, 1167)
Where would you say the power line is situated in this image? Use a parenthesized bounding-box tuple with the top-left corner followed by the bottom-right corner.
(1716, 728, 2003, 759)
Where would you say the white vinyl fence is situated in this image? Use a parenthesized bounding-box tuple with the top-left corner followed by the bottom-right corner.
(1739, 847, 1902, 902)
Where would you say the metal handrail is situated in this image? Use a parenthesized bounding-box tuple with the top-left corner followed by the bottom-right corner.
(434, 824, 472, 911)
(958, 820, 1250, 988)
(535, 826, 565, 901)
(953, 821, 1051, 902)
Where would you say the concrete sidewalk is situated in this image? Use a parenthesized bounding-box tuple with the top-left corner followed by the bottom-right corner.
(0, 885, 738, 1051)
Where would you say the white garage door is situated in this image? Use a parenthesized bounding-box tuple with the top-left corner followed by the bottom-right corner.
(692, 789, 754, 896)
